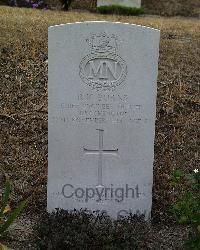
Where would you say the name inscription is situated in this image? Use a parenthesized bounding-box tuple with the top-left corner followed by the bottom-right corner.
(51, 93, 147, 124)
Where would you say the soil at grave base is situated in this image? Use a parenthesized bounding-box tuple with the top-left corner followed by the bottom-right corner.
(5, 213, 190, 249)
(0, 6, 199, 249)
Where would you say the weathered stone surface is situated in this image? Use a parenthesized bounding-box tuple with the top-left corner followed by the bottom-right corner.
(48, 21, 160, 219)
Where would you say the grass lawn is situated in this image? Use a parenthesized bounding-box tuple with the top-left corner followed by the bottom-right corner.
(0, 6, 199, 249)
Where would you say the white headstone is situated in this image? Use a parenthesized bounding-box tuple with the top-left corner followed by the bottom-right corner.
(48, 21, 160, 219)
(97, 0, 141, 8)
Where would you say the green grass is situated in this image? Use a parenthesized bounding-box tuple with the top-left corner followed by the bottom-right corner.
(97, 5, 144, 16)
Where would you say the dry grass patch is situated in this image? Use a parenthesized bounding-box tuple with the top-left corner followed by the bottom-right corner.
(142, 0, 200, 16)
(0, 6, 199, 221)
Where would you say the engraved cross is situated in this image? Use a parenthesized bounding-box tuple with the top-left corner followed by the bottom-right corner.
(83, 129, 118, 187)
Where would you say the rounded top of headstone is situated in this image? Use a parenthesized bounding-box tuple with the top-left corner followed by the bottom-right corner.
(48, 21, 160, 33)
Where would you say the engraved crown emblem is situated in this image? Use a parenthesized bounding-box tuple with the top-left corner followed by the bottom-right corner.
(86, 33, 118, 55)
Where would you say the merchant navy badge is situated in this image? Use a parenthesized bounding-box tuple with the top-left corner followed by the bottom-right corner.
(79, 32, 127, 91)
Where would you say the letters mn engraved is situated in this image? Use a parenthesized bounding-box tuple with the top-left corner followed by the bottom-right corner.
(79, 33, 127, 91)
(88, 60, 118, 80)
(83, 129, 118, 186)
